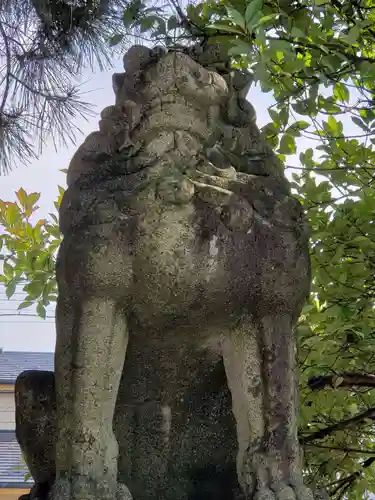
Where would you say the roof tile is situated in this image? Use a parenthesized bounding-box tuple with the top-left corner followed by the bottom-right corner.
(0, 351, 54, 383)
(0, 431, 34, 487)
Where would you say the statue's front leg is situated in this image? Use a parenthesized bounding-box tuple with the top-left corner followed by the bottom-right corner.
(251, 314, 308, 499)
(221, 319, 265, 496)
(223, 316, 328, 500)
(52, 291, 131, 500)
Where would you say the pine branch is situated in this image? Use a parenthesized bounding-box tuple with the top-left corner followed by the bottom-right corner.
(0, 19, 11, 116)
(0, 0, 138, 174)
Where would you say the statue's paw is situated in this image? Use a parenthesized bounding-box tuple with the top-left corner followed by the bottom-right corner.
(254, 482, 328, 500)
(116, 483, 133, 500)
(48, 477, 70, 500)
(49, 477, 133, 500)
(28, 482, 52, 500)
(244, 454, 328, 500)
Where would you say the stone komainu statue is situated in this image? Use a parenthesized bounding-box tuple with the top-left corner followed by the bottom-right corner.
(15, 44, 327, 500)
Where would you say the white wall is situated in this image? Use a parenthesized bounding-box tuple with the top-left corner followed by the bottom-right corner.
(0, 389, 15, 430)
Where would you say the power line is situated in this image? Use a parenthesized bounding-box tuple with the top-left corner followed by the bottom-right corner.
(0, 293, 40, 296)
(0, 321, 55, 324)
(0, 312, 55, 317)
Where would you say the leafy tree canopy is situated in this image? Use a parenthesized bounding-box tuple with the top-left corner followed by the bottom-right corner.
(2, 0, 375, 498)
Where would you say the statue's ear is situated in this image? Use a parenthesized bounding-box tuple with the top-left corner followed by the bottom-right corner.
(112, 73, 126, 95)
(122, 45, 154, 73)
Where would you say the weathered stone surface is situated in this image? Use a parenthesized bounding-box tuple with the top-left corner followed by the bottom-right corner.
(15, 371, 56, 486)
(16, 361, 241, 500)
(15, 42, 328, 500)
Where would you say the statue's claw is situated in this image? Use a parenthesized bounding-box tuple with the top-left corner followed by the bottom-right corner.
(49, 479, 132, 500)
(116, 483, 133, 500)
(254, 484, 327, 500)
(244, 455, 328, 500)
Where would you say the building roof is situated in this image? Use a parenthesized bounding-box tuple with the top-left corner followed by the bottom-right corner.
(0, 351, 54, 384)
(0, 431, 34, 488)
(0, 351, 53, 489)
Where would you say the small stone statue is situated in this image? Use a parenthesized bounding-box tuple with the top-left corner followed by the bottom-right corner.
(15, 43, 328, 500)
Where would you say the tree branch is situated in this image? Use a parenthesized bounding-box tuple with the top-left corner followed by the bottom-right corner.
(305, 443, 375, 455)
(0, 18, 12, 116)
(268, 34, 375, 65)
(300, 406, 375, 444)
(328, 456, 375, 498)
(308, 372, 375, 391)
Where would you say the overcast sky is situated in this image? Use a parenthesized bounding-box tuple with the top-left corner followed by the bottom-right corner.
(0, 51, 313, 353)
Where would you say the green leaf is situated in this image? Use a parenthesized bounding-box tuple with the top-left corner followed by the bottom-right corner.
(245, 0, 263, 28)
(333, 82, 349, 103)
(207, 22, 245, 35)
(17, 301, 33, 311)
(278, 134, 296, 155)
(290, 26, 305, 38)
(109, 34, 124, 47)
(16, 188, 28, 208)
(167, 15, 180, 30)
(6, 203, 20, 225)
(123, 0, 144, 27)
(257, 13, 279, 26)
(279, 106, 289, 127)
(36, 302, 46, 320)
(269, 108, 281, 126)
(343, 25, 361, 45)
(3, 261, 14, 279)
(351, 116, 369, 132)
(5, 280, 16, 299)
(28, 193, 41, 206)
(295, 121, 310, 130)
(327, 115, 340, 135)
(225, 5, 246, 30)
(228, 39, 252, 56)
(139, 15, 161, 33)
(24, 279, 45, 299)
